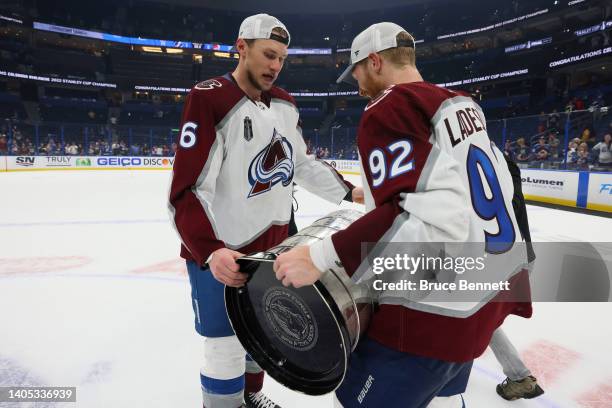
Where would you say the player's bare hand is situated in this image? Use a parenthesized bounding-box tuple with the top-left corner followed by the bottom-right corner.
(209, 248, 247, 287)
(352, 187, 365, 204)
(273, 246, 322, 288)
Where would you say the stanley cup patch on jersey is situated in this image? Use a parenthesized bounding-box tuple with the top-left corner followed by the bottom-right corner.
(244, 116, 253, 141)
(247, 128, 294, 198)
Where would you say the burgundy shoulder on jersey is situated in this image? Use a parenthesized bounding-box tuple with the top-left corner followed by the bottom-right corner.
(331, 83, 470, 275)
(268, 85, 297, 107)
(191, 76, 245, 124)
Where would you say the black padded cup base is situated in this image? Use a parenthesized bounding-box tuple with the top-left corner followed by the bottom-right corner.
(225, 255, 351, 395)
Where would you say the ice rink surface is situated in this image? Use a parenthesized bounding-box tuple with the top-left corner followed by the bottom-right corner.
(0, 170, 611, 408)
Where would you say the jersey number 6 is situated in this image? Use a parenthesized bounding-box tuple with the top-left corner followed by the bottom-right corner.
(180, 122, 198, 148)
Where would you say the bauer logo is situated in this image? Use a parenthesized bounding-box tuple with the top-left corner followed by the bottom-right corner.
(357, 375, 374, 404)
(97, 157, 142, 167)
(15, 156, 34, 167)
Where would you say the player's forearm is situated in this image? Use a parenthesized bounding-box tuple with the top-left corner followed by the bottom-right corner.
(169, 191, 226, 266)
(294, 158, 354, 204)
(310, 200, 401, 277)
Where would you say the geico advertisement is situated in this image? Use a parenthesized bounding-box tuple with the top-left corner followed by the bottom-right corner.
(586, 173, 612, 212)
(521, 169, 579, 202)
(95, 157, 174, 168)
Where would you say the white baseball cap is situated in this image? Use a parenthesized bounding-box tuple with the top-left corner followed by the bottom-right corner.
(336, 22, 415, 84)
(238, 13, 291, 46)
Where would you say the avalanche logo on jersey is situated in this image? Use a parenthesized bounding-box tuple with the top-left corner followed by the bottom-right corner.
(247, 129, 294, 198)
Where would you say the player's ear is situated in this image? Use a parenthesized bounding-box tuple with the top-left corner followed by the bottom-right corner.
(236, 38, 248, 58)
(369, 53, 382, 73)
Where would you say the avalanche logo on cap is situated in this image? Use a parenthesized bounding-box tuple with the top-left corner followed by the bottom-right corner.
(247, 128, 294, 198)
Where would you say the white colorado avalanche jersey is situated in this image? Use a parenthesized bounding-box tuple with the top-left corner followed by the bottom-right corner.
(168, 74, 353, 265)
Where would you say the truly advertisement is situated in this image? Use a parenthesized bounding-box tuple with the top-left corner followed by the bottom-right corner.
(44, 156, 72, 168)
(586, 173, 612, 212)
(521, 169, 579, 207)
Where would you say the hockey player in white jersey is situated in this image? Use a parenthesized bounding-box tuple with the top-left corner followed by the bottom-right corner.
(274, 22, 533, 407)
(168, 14, 361, 408)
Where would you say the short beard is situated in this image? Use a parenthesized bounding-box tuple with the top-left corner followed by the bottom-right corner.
(246, 69, 264, 91)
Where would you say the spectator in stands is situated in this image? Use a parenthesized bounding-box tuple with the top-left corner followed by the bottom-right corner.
(548, 109, 560, 133)
(130, 143, 141, 155)
(503, 140, 515, 161)
(120, 141, 129, 156)
(532, 137, 550, 161)
(0, 133, 7, 155)
(577, 142, 590, 169)
(142, 144, 150, 156)
(12, 126, 23, 145)
(46, 138, 57, 155)
(305, 139, 313, 155)
(66, 142, 79, 155)
(547, 133, 560, 160)
(580, 128, 596, 148)
(592, 133, 612, 169)
(574, 97, 585, 111)
(101, 141, 111, 155)
(566, 140, 578, 168)
(171, 142, 177, 156)
(515, 137, 529, 163)
(23, 139, 34, 155)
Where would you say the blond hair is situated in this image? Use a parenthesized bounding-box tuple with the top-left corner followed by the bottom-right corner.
(378, 31, 416, 68)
